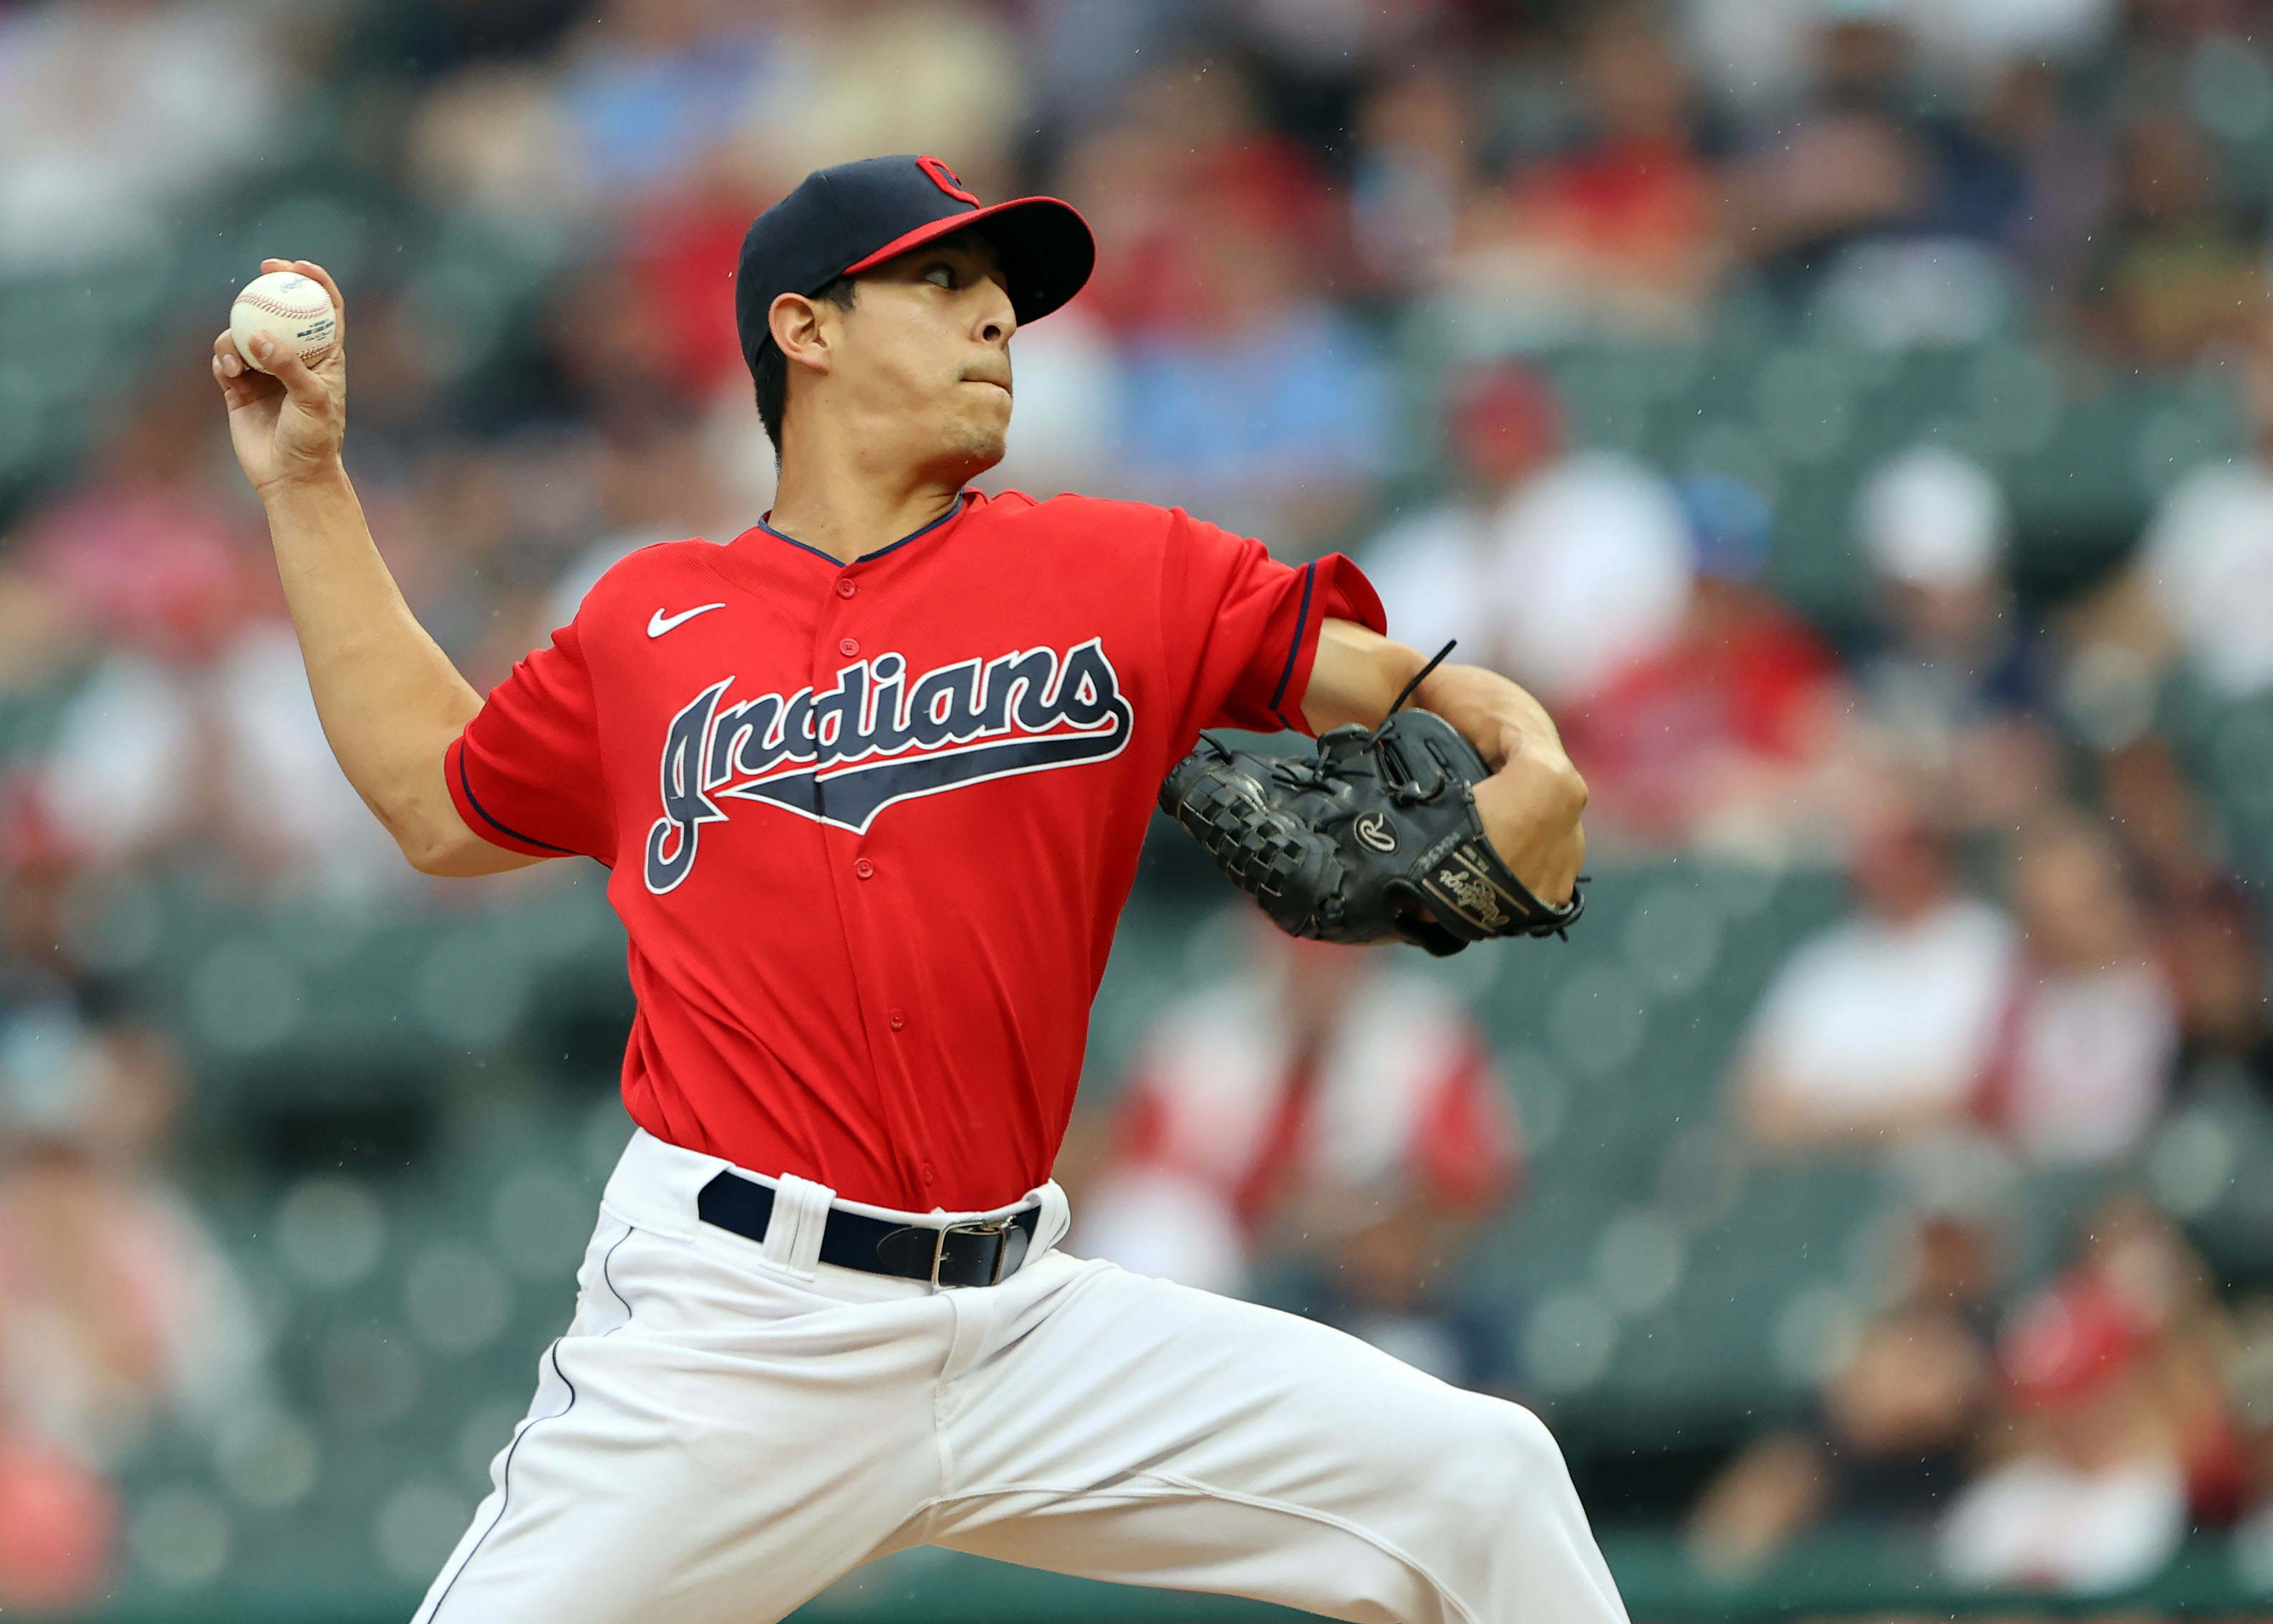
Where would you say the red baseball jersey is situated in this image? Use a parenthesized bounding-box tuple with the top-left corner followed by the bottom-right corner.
(446, 490, 1384, 1212)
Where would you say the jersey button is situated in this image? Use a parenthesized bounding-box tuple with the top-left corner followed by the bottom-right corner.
(839, 636, 860, 657)
(889, 1009, 905, 1030)
(854, 858, 874, 879)
(835, 579, 856, 599)
(921, 1164, 935, 1187)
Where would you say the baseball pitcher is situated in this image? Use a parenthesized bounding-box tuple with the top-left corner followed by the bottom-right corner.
(211, 155, 1619, 1624)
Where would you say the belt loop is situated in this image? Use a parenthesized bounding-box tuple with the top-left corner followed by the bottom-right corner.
(1033, 1179, 1072, 1258)
(762, 1173, 833, 1279)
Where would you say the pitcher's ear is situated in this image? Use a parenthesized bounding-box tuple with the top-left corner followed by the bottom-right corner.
(770, 292, 832, 374)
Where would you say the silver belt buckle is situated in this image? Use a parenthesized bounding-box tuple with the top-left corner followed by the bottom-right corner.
(932, 1217, 1013, 1287)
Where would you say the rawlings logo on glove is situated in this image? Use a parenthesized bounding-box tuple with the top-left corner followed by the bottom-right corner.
(1158, 651, 1583, 957)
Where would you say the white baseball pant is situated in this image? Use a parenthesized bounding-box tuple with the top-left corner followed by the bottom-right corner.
(410, 1129, 1628, 1624)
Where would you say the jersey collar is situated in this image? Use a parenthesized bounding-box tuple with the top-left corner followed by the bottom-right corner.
(747, 488, 977, 568)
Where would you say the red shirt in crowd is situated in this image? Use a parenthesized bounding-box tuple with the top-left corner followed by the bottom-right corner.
(1568, 590, 1839, 844)
(1511, 133, 1717, 269)
(446, 489, 1382, 1212)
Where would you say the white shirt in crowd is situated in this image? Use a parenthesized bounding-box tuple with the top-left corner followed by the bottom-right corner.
(2137, 460, 2273, 699)
(40, 622, 397, 882)
(1938, 1453, 2187, 1595)
(1364, 450, 1692, 702)
(1744, 896, 2020, 1129)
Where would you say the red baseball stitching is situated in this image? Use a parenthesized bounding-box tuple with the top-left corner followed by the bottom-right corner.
(234, 292, 332, 321)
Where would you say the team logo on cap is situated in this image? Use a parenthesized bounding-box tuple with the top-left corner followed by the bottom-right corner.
(917, 155, 980, 206)
(644, 639, 1132, 893)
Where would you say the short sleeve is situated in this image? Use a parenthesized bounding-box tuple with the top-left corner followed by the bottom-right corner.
(1164, 511, 1385, 745)
(445, 619, 614, 861)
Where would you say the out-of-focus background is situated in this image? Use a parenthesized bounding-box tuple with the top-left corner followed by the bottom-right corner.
(4, 0, 2273, 1619)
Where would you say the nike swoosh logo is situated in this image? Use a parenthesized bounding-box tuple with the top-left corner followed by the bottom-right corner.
(647, 603, 725, 638)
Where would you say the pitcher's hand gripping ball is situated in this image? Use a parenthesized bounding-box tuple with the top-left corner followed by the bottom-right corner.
(1161, 704, 1585, 958)
(229, 271, 337, 373)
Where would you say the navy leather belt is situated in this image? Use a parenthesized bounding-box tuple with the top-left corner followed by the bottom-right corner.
(697, 1170, 1041, 1288)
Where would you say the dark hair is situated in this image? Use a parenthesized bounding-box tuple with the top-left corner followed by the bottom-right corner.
(752, 275, 859, 456)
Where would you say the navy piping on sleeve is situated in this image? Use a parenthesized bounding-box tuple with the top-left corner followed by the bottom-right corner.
(1266, 560, 1319, 729)
(757, 490, 970, 566)
(455, 743, 578, 856)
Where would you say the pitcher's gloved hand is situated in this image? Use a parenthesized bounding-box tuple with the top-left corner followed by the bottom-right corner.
(1159, 707, 1584, 958)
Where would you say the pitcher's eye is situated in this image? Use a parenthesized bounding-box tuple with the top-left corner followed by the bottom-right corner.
(923, 263, 956, 289)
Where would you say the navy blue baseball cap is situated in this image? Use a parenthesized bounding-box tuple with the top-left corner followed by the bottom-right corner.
(734, 155, 1095, 377)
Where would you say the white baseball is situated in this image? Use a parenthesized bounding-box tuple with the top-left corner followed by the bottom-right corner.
(230, 271, 337, 373)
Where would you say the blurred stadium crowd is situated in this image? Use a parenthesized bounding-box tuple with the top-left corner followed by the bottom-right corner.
(6, 0, 2273, 1613)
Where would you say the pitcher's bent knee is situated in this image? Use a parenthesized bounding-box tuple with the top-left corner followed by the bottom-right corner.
(1417, 1397, 1625, 1623)
(1429, 1396, 1585, 1529)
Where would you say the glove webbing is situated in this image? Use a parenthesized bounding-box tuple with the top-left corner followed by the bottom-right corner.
(1170, 753, 1343, 915)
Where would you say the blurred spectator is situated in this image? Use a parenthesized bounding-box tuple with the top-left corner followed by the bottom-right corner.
(1689, 1302, 1990, 1576)
(1459, 6, 1728, 338)
(1349, 64, 1475, 296)
(1686, 1150, 2014, 1575)
(0, 1008, 264, 1452)
(1076, 920, 1520, 1385)
(0, 1426, 110, 1614)
(1848, 444, 2056, 831)
(1565, 473, 1848, 854)
(390, 427, 647, 693)
(2088, 1195, 2249, 1529)
(735, 1, 1028, 196)
(1115, 212, 1391, 553)
(0, 1006, 264, 1608)
(10, 357, 392, 885)
(1723, 12, 2018, 284)
(2122, 302, 2273, 701)
(541, 246, 728, 432)
(2072, 112, 2259, 372)
(0, 0, 296, 274)
(2161, 882, 2273, 1104)
(1878, 1143, 2015, 1334)
(553, 0, 775, 203)
(1975, 815, 2178, 1166)
(1977, 59, 2110, 297)
(1363, 363, 1693, 702)
(404, 58, 597, 224)
(1066, 59, 1346, 341)
(1063, 59, 1384, 550)
(619, 199, 768, 407)
(1733, 804, 2019, 1155)
(1023, 0, 1189, 138)
(0, 555, 90, 722)
(400, 0, 816, 232)
(1683, 0, 2116, 116)
(1937, 1272, 2188, 1592)
(14, 360, 268, 670)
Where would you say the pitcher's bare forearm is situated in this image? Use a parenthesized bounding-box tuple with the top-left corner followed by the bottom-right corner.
(259, 465, 530, 875)
(1416, 659, 1587, 906)
(213, 258, 536, 878)
(1300, 618, 1586, 903)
